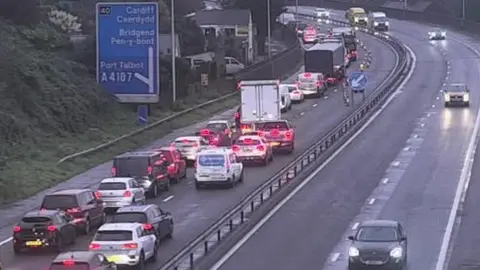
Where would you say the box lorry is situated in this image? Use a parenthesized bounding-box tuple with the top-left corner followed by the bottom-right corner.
(304, 42, 346, 84)
(238, 80, 281, 124)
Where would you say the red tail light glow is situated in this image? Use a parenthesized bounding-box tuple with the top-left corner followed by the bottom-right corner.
(285, 131, 293, 140)
(224, 128, 230, 134)
(167, 164, 177, 174)
(234, 112, 240, 119)
(232, 145, 240, 152)
(304, 73, 311, 77)
(143, 223, 153, 230)
(123, 243, 138, 249)
(123, 190, 132, 197)
(147, 165, 153, 174)
(257, 145, 265, 151)
(95, 191, 101, 199)
(63, 260, 75, 266)
(13, 226, 21, 233)
(89, 243, 101, 249)
(67, 207, 81, 213)
(47, 225, 57, 232)
(111, 167, 117, 176)
(182, 139, 189, 143)
(244, 138, 253, 144)
(293, 91, 301, 94)
(200, 129, 210, 136)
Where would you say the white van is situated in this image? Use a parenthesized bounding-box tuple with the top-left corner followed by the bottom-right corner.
(368, 12, 389, 31)
(225, 56, 245, 74)
(194, 148, 244, 189)
(297, 72, 327, 97)
(279, 84, 292, 112)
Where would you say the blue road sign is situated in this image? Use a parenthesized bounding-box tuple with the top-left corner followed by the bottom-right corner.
(96, 2, 159, 103)
(348, 71, 368, 93)
(137, 105, 148, 125)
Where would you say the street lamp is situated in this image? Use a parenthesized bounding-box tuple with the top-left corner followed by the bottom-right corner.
(171, 0, 177, 103)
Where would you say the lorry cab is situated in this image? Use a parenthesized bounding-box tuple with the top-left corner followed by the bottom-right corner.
(296, 72, 326, 98)
(368, 12, 389, 31)
(303, 26, 318, 44)
(332, 27, 357, 61)
(346, 7, 367, 26)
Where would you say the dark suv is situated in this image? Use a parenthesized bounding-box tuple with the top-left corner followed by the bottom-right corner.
(112, 151, 170, 197)
(40, 189, 105, 234)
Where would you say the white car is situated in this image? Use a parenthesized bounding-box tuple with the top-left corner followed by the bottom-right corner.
(428, 28, 446, 40)
(89, 223, 157, 269)
(279, 84, 292, 112)
(171, 136, 209, 165)
(96, 177, 146, 210)
(316, 8, 330, 19)
(283, 84, 304, 102)
(194, 148, 244, 189)
(444, 83, 469, 107)
(233, 135, 273, 165)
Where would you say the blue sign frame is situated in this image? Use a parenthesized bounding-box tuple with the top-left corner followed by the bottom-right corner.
(96, 2, 159, 103)
(348, 71, 368, 93)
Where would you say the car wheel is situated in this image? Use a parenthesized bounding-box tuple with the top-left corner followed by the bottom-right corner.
(150, 244, 158, 262)
(150, 183, 159, 198)
(83, 218, 91, 235)
(134, 252, 145, 270)
(13, 246, 21, 255)
(195, 181, 201, 190)
(167, 222, 174, 239)
(181, 169, 187, 179)
(163, 180, 170, 191)
(100, 212, 107, 225)
(444, 102, 449, 107)
(239, 170, 244, 182)
(71, 229, 77, 244)
(465, 101, 470, 107)
(230, 176, 236, 188)
(55, 236, 64, 252)
(261, 157, 268, 166)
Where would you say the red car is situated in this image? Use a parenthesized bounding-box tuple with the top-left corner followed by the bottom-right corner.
(155, 147, 187, 183)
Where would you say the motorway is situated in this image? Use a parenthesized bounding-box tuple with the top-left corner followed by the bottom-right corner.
(0, 25, 397, 269)
(208, 10, 480, 270)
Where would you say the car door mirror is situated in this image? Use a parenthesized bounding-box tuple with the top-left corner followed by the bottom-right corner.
(348, 236, 355, 241)
(65, 214, 74, 222)
(401, 236, 407, 241)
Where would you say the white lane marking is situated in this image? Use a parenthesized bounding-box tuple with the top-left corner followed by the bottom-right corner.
(421, 123, 425, 127)
(330, 253, 340, 262)
(352, 222, 359, 230)
(300, 112, 305, 116)
(382, 178, 390, 184)
(434, 42, 480, 270)
(209, 45, 416, 270)
(391, 161, 400, 167)
(163, 195, 174, 202)
(403, 147, 410, 151)
(313, 103, 318, 107)
(0, 237, 12, 246)
(368, 198, 376, 205)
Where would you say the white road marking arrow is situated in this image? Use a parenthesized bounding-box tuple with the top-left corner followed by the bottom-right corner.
(134, 46, 154, 93)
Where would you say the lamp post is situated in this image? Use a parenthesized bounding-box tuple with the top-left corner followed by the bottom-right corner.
(171, 0, 176, 103)
(267, 0, 275, 76)
(462, 0, 466, 21)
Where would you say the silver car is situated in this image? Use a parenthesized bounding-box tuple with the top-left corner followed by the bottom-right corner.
(96, 177, 146, 210)
(171, 136, 209, 165)
(444, 83, 470, 107)
(428, 28, 446, 40)
(89, 223, 157, 268)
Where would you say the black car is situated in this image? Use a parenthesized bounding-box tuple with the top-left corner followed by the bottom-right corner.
(113, 151, 170, 196)
(347, 220, 407, 270)
(50, 251, 117, 269)
(108, 204, 174, 244)
(13, 210, 77, 253)
(40, 189, 106, 234)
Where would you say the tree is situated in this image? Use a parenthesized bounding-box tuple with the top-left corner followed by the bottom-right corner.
(228, 0, 285, 54)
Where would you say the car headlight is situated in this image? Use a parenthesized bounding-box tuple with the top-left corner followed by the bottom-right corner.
(464, 93, 469, 101)
(385, 21, 390, 25)
(348, 247, 360, 257)
(444, 93, 450, 101)
(441, 32, 446, 36)
(390, 247, 403, 258)
(364, 18, 368, 21)
(374, 22, 379, 26)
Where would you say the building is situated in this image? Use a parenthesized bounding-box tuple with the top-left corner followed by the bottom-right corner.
(193, 9, 254, 63)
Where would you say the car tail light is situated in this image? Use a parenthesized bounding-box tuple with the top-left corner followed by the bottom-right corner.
(232, 145, 240, 152)
(192, 142, 199, 147)
(63, 260, 75, 266)
(224, 128, 230, 134)
(234, 112, 240, 119)
(13, 226, 21, 233)
(67, 207, 81, 213)
(47, 225, 57, 232)
(148, 165, 153, 174)
(244, 138, 253, 144)
(123, 243, 138, 249)
(89, 243, 101, 249)
(111, 167, 117, 176)
(257, 145, 265, 151)
(316, 81, 321, 87)
(143, 223, 153, 230)
(95, 191, 101, 199)
(167, 164, 176, 174)
(237, 82, 242, 90)
(304, 73, 311, 77)
(285, 131, 293, 140)
(124, 190, 132, 197)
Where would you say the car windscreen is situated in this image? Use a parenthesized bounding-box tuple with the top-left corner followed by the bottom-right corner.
(299, 77, 316, 83)
(206, 123, 227, 130)
(287, 86, 297, 92)
(98, 182, 127, 190)
(356, 226, 398, 242)
(111, 212, 148, 223)
(375, 17, 388, 22)
(94, 230, 132, 241)
(174, 140, 198, 147)
(50, 262, 89, 270)
(114, 157, 149, 177)
(257, 121, 289, 130)
(198, 155, 225, 167)
(22, 216, 52, 223)
(42, 195, 78, 209)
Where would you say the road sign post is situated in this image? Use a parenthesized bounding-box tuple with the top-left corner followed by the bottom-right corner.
(137, 105, 148, 125)
(96, 2, 159, 103)
(348, 71, 368, 94)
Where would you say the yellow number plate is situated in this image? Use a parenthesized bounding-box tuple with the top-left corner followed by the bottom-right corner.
(270, 142, 280, 146)
(26, 240, 42, 246)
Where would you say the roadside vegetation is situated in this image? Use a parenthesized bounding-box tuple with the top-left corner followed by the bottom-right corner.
(0, 0, 288, 205)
